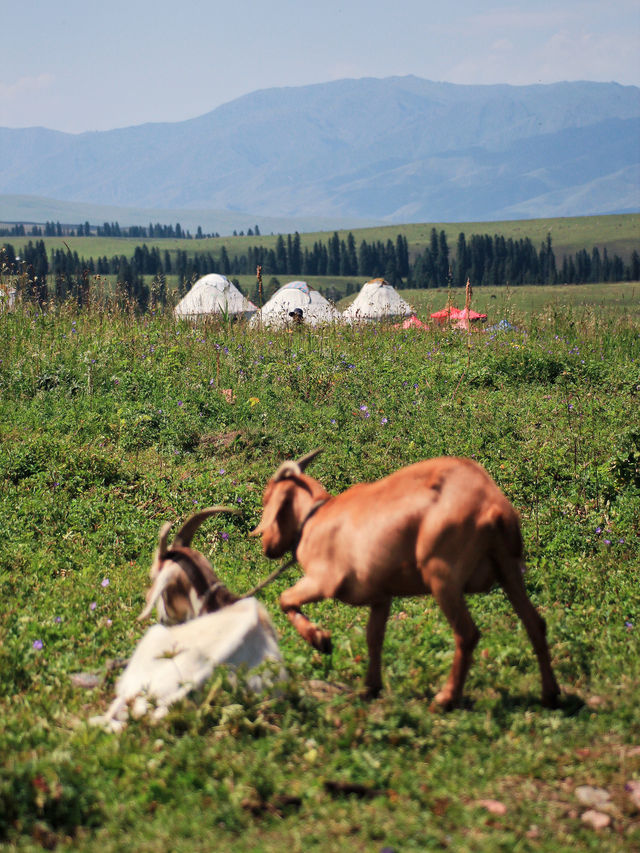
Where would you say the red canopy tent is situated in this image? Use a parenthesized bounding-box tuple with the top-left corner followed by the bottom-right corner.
(393, 314, 429, 330)
(430, 305, 487, 328)
(430, 305, 464, 324)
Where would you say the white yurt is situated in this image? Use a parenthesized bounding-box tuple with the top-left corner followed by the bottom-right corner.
(342, 278, 412, 323)
(250, 280, 341, 328)
(174, 274, 257, 320)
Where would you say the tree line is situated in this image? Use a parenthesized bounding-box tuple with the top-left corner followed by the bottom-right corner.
(0, 220, 267, 239)
(2, 229, 638, 310)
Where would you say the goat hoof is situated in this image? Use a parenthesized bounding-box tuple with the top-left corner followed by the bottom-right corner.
(361, 685, 382, 701)
(430, 690, 458, 713)
(312, 631, 332, 655)
(542, 689, 561, 709)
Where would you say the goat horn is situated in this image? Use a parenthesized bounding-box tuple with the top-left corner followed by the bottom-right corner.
(172, 505, 240, 548)
(296, 448, 323, 471)
(157, 521, 172, 557)
(272, 460, 301, 482)
(272, 448, 323, 483)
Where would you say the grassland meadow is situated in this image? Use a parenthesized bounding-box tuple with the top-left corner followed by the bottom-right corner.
(0, 282, 638, 851)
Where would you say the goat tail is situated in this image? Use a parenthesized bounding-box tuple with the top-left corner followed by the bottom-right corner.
(485, 506, 525, 586)
(138, 563, 183, 621)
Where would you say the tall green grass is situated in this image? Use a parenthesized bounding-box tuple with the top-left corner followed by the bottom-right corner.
(0, 283, 638, 851)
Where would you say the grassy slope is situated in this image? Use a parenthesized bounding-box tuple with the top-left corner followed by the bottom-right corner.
(12, 213, 640, 265)
(0, 283, 639, 851)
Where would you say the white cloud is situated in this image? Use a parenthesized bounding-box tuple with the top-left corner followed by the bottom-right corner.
(447, 25, 640, 86)
(0, 73, 54, 100)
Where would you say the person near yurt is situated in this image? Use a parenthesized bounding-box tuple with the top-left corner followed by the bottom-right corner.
(174, 273, 257, 320)
(250, 280, 340, 328)
(342, 278, 412, 323)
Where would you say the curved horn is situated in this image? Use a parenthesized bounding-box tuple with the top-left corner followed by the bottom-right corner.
(272, 460, 302, 483)
(157, 521, 172, 558)
(271, 449, 323, 483)
(296, 448, 323, 471)
(172, 505, 240, 548)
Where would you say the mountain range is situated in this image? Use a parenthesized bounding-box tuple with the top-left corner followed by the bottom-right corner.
(1, 76, 639, 230)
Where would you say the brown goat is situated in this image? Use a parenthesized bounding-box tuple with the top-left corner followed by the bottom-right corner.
(251, 451, 560, 709)
(139, 507, 240, 623)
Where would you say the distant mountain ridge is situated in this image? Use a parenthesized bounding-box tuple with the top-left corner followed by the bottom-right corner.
(1, 76, 638, 225)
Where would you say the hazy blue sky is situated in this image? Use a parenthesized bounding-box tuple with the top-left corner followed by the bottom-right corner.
(2, 0, 639, 133)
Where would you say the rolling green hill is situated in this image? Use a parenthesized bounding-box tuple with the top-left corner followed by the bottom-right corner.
(8, 213, 639, 265)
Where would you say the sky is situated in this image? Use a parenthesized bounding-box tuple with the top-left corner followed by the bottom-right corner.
(2, 0, 639, 134)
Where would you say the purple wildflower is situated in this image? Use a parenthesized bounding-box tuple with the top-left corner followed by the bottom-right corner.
(381, 417, 388, 425)
(55, 616, 62, 623)
(101, 577, 109, 588)
(90, 602, 97, 611)
(32, 639, 43, 650)
(220, 532, 229, 541)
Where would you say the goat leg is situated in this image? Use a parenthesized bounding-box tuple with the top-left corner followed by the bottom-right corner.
(363, 598, 392, 699)
(285, 609, 332, 654)
(281, 576, 332, 654)
(498, 566, 560, 707)
(430, 573, 480, 710)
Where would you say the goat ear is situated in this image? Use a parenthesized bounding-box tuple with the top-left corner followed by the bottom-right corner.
(249, 483, 291, 537)
(138, 562, 182, 621)
(172, 506, 240, 548)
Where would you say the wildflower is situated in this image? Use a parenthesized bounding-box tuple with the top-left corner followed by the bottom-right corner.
(603, 539, 611, 546)
(381, 417, 388, 425)
(220, 532, 229, 541)
(177, 401, 183, 407)
(106, 619, 113, 627)
(55, 616, 62, 623)
(625, 621, 633, 630)
(32, 639, 43, 650)
(219, 468, 225, 475)
(101, 577, 109, 588)
(330, 418, 336, 425)
(90, 602, 97, 611)
(248, 397, 260, 407)
(595, 527, 602, 534)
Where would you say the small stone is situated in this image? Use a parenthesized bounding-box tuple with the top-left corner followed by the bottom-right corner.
(625, 780, 640, 810)
(580, 809, 610, 830)
(575, 785, 611, 809)
(70, 672, 101, 689)
(477, 798, 507, 815)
